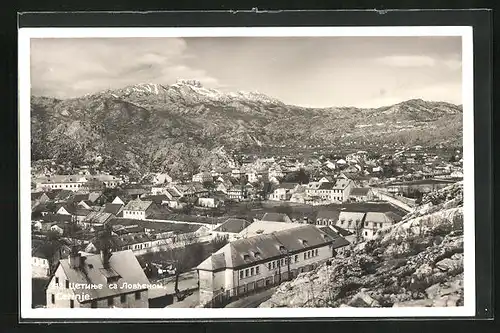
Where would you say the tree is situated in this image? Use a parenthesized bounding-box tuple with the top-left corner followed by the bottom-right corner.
(210, 234, 229, 253)
(203, 181, 216, 194)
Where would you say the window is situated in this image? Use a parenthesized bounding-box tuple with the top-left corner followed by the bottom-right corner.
(256, 266, 259, 274)
(91, 301, 97, 308)
(135, 291, 141, 300)
(65, 280, 69, 289)
(315, 249, 318, 256)
(365, 222, 368, 227)
(280, 259, 284, 266)
(108, 297, 114, 306)
(70, 300, 74, 308)
(295, 255, 298, 263)
(245, 269, 249, 277)
(364, 231, 368, 236)
(51, 294, 55, 304)
(240, 271, 244, 279)
(303, 253, 307, 260)
(55, 277, 59, 286)
(268, 263, 272, 270)
(121, 294, 126, 303)
(250, 267, 254, 275)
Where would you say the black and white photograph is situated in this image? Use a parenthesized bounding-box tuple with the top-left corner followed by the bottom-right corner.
(19, 26, 475, 319)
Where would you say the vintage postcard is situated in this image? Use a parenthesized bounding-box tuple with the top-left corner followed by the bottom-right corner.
(19, 26, 475, 319)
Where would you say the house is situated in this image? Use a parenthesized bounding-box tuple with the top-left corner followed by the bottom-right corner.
(45, 249, 150, 308)
(152, 173, 173, 185)
(122, 200, 156, 220)
(349, 187, 375, 202)
(362, 212, 402, 240)
(318, 176, 335, 183)
(315, 210, 340, 226)
(316, 226, 351, 255)
(198, 196, 225, 208)
(192, 172, 213, 183)
(330, 225, 357, 246)
(102, 203, 124, 217)
(268, 183, 298, 201)
(305, 178, 354, 203)
(32, 239, 72, 278)
(56, 205, 92, 222)
(34, 174, 123, 192)
(260, 213, 293, 224)
(227, 185, 248, 201)
(212, 218, 251, 241)
(88, 191, 106, 205)
(81, 212, 114, 228)
(196, 224, 344, 306)
(335, 211, 366, 237)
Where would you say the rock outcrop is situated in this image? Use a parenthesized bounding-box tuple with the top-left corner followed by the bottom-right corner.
(260, 182, 464, 308)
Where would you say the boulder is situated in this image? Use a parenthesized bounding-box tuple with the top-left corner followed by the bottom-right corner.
(347, 291, 380, 307)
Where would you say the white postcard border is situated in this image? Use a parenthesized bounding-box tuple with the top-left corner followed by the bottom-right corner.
(19, 26, 475, 319)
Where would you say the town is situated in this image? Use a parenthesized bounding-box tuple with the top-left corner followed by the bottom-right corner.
(31, 144, 463, 308)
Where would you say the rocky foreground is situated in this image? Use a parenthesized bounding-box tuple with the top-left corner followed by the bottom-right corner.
(260, 182, 464, 308)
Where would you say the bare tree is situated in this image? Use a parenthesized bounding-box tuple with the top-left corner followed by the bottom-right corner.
(169, 231, 201, 299)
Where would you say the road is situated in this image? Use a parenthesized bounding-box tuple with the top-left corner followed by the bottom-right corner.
(224, 287, 277, 308)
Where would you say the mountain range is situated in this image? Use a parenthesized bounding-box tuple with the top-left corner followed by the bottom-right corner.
(31, 80, 463, 178)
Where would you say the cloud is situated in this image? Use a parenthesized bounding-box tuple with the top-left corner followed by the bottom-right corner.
(375, 55, 437, 67)
(30, 38, 221, 98)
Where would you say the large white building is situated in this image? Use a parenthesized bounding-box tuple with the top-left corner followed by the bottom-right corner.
(34, 174, 123, 192)
(46, 249, 150, 308)
(196, 224, 349, 306)
(305, 179, 354, 203)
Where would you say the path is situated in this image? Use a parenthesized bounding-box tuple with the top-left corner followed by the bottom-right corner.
(224, 287, 277, 308)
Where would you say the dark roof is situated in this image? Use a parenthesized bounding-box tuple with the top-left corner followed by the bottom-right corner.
(103, 203, 124, 215)
(41, 213, 72, 223)
(316, 210, 340, 221)
(350, 187, 372, 196)
(331, 225, 354, 237)
(317, 226, 351, 248)
(142, 195, 169, 205)
(32, 239, 71, 259)
(31, 192, 46, 201)
(214, 218, 251, 233)
(58, 250, 150, 302)
(72, 193, 89, 202)
(277, 183, 298, 189)
(55, 190, 74, 201)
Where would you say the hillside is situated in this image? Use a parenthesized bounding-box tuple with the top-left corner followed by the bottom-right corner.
(260, 182, 464, 308)
(31, 80, 463, 177)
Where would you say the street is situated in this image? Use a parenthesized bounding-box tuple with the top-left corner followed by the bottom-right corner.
(224, 287, 277, 308)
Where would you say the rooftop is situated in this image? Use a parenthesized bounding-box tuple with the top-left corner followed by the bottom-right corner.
(58, 249, 150, 302)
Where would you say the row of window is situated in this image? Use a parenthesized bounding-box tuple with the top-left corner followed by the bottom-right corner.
(239, 265, 260, 279)
(125, 211, 145, 216)
(304, 249, 319, 260)
(50, 292, 142, 307)
(365, 222, 385, 228)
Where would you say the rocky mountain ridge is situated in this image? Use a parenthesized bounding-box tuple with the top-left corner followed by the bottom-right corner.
(31, 81, 463, 177)
(259, 182, 464, 308)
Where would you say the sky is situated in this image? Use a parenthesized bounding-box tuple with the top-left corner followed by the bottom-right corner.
(30, 36, 462, 108)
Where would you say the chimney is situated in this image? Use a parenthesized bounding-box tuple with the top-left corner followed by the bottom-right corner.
(101, 248, 112, 268)
(69, 247, 82, 269)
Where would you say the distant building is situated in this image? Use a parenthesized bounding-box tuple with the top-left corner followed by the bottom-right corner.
(122, 200, 156, 220)
(46, 249, 150, 308)
(362, 212, 402, 240)
(192, 172, 213, 183)
(268, 183, 298, 201)
(315, 210, 340, 226)
(34, 174, 123, 192)
(349, 187, 375, 202)
(260, 213, 293, 224)
(227, 185, 248, 201)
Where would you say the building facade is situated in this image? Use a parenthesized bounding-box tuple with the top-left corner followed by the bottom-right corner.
(196, 225, 346, 306)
